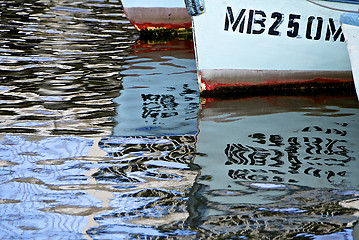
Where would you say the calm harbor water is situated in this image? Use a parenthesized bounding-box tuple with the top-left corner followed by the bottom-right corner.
(0, 0, 359, 239)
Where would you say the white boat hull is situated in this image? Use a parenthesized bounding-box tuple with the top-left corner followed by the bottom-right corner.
(341, 12, 359, 100)
(191, 0, 358, 93)
(121, 0, 191, 30)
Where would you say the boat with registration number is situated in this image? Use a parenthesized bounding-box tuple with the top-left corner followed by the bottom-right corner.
(121, 0, 192, 30)
(185, 0, 359, 95)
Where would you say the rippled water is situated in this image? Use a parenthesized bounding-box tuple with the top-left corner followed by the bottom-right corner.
(0, 0, 137, 136)
(0, 0, 359, 239)
(195, 96, 359, 239)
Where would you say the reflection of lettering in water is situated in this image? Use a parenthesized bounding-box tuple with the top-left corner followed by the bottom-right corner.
(141, 94, 179, 124)
(225, 125, 353, 185)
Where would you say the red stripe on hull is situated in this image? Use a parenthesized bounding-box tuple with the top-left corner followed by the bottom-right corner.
(199, 69, 353, 92)
(123, 7, 192, 30)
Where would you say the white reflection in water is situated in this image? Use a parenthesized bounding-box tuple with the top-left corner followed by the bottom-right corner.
(191, 96, 359, 238)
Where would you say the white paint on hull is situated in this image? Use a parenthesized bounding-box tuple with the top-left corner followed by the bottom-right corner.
(192, 0, 359, 91)
(342, 22, 359, 99)
(121, 0, 191, 30)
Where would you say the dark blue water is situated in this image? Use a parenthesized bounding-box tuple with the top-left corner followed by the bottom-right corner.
(0, 0, 359, 239)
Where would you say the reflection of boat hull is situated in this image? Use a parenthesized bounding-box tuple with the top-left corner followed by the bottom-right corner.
(113, 40, 198, 137)
(121, 0, 191, 30)
(196, 96, 359, 205)
(186, 96, 359, 238)
(341, 12, 359, 99)
(191, 0, 358, 94)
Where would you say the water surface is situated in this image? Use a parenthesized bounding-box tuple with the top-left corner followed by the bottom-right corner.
(194, 96, 359, 239)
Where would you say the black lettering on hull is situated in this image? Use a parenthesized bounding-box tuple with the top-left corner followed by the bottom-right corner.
(224, 7, 345, 42)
